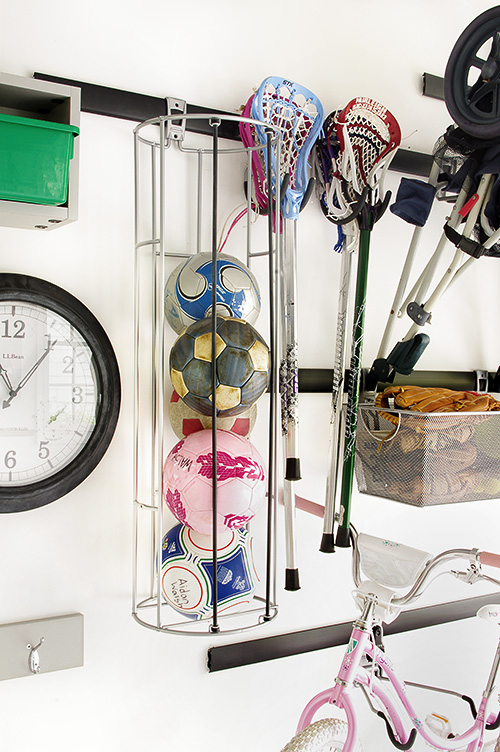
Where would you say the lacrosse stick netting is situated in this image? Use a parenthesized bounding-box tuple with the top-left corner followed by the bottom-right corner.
(333, 97, 401, 218)
(252, 77, 324, 219)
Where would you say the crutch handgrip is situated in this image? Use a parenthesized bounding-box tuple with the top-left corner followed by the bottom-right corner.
(480, 551, 500, 569)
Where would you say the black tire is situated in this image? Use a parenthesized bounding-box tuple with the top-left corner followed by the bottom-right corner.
(444, 6, 500, 138)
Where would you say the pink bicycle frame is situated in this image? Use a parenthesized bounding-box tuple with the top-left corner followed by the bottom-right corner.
(295, 626, 493, 752)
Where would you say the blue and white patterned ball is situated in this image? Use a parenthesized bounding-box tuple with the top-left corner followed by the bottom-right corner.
(161, 523, 258, 620)
(164, 252, 261, 334)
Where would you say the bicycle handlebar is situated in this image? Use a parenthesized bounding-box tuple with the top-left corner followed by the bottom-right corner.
(351, 529, 500, 608)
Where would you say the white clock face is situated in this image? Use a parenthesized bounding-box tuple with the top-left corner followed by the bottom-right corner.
(0, 301, 98, 486)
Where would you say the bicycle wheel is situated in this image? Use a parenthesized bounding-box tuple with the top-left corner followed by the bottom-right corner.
(281, 719, 355, 752)
(444, 6, 500, 138)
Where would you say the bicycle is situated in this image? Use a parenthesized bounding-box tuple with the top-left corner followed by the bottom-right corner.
(281, 529, 500, 751)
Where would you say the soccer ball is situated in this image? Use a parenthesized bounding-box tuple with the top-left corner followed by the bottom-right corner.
(163, 428, 266, 534)
(170, 315, 270, 417)
(168, 390, 257, 439)
(161, 523, 258, 620)
(164, 251, 261, 334)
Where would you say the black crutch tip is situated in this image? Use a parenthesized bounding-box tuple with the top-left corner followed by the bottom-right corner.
(285, 457, 301, 481)
(285, 568, 301, 591)
(320, 533, 336, 553)
(335, 527, 351, 548)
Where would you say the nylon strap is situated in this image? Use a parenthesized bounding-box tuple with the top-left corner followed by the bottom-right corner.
(444, 223, 485, 258)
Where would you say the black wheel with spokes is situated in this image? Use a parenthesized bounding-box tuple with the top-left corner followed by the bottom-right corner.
(444, 6, 500, 139)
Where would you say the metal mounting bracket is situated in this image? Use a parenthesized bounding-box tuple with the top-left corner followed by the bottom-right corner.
(165, 97, 187, 142)
(407, 301, 432, 326)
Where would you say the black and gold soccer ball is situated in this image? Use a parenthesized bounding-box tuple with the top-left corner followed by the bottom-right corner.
(169, 316, 270, 417)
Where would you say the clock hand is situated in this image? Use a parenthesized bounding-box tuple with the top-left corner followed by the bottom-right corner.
(0, 364, 14, 394)
(3, 339, 57, 409)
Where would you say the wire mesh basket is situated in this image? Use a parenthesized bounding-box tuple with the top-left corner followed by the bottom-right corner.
(354, 404, 500, 506)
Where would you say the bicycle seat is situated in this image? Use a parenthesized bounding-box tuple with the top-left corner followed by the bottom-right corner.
(357, 533, 432, 589)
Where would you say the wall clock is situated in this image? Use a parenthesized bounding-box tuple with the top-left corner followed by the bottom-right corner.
(0, 273, 121, 512)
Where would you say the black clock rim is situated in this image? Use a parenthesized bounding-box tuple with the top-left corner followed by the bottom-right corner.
(0, 272, 121, 513)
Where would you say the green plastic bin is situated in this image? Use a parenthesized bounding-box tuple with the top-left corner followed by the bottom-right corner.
(0, 113, 79, 206)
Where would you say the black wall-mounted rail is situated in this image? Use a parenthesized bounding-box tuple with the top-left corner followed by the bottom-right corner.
(422, 72, 445, 101)
(298, 368, 500, 394)
(207, 592, 500, 672)
(34, 73, 433, 177)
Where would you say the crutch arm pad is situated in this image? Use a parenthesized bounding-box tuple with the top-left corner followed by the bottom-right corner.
(390, 177, 436, 227)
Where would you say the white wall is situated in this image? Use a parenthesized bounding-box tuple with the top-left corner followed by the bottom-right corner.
(1, 1, 500, 750)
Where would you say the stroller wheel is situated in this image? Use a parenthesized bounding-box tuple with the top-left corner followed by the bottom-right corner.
(444, 6, 500, 139)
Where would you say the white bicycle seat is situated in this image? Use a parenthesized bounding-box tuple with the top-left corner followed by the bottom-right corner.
(357, 533, 432, 589)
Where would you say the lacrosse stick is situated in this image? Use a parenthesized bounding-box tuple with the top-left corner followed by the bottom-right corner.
(252, 76, 324, 589)
(313, 116, 358, 553)
(330, 98, 401, 548)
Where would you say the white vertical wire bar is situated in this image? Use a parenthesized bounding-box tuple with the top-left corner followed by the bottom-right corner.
(132, 126, 140, 616)
(196, 149, 203, 254)
(149, 140, 158, 600)
(272, 141, 280, 606)
(155, 119, 167, 628)
(246, 151, 253, 268)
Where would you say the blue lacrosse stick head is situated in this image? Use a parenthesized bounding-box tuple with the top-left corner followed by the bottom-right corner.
(251, 76, 324, 220)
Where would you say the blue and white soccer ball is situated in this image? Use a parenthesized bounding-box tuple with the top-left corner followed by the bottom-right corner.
(161, 523, 258, 620)
(164, 252, 261, 334)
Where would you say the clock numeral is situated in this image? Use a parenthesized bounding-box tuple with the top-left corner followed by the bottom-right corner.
(72, 386, 83, 404)
(1, 319, 26, 339)
(62, 356, 74, 374)
(4, 450, 16, 469)
(38, 441, 50, 460)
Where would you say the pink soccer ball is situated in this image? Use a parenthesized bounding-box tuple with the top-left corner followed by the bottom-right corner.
(163, 429, 266, 534)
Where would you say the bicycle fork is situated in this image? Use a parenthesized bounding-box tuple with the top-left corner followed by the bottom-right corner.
(295, 625, 498, 751)
(294, 624, 414, 751)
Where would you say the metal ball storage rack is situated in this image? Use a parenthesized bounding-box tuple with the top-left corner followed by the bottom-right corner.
(133, 106, 281, 635)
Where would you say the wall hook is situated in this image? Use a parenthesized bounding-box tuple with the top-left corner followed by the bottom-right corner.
(26, 637, 44, 674)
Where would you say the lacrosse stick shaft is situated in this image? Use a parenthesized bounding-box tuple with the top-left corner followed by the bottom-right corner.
(335, 227, 371, 547)
(320, 238, 354, 553)
(283, 479, 299, 590)
(281, 219, 301, 480)
(280, 218, 300, 590)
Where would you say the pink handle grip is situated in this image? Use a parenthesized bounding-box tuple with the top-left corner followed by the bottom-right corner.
(480, 551, 500, 569)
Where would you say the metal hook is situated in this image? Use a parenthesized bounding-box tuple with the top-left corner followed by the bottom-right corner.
(26, 637, 44, 674)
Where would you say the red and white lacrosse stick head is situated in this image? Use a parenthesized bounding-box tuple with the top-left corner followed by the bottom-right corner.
(336, 97, 401, 203)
